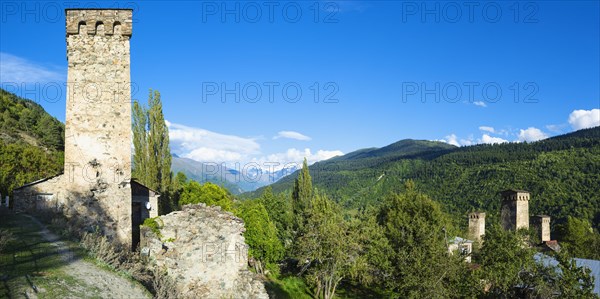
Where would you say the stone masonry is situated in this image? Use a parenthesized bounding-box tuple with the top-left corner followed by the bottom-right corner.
(64, 9, 134, 244)
(141, 204, 269, 299)
(500, 190, 530, 231)
(468, 212, 485, 242)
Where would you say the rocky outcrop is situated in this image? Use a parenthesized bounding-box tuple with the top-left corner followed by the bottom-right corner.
(141, 204, 268, 299)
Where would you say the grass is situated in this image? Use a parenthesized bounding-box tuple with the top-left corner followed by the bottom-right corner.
(0, 210, 112, 298)
(264, 275, 313, 299)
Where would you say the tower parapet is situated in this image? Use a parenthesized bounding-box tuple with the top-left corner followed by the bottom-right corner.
(66, 9, 132, 37)
(468, 212, 486, 242)
(500, 190, 530, 230)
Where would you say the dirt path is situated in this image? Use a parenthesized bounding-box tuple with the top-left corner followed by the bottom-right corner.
(2, 213, 151, 299)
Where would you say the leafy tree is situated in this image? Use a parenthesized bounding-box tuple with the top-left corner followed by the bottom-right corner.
(179, 181, 233, 212)
(295, 191, 360, 299)
(258, 186, 293, 249)
(237, 199, 284, 275)
(132, 89, 172, 213)
(478, 225, 599, 298)
(555, 216, 600, 259)
(371, 181, 468, 298)
(478, 225, 534, 297)
(292, 158, 313, 237)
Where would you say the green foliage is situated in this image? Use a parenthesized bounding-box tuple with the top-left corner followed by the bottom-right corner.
(237, 199, 284, 275)
(295, 191, 360, 299)
(179, 181, 233, 212)
(0, 88, 65, 151)
(555, 216, 600, 259)
(259, 186, 293, 250)
(132, 89, 172, 213)
(292, 158, 313, 237)
(0, 88, 64, 196)
(369, 183, 469, 298)
(479, 226, 534, 296)
(264, 128, 600, 232)
(142, 217, 163, 238)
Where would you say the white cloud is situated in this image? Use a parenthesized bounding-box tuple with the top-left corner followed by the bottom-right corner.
(167, 121, 341, 171)
(480, 134, 508, 144)
(273, 131, 311, 141)
(167, 121, 260, 163)
(439, 134, 475, 147)
(518, 127, 548, 142)
(479, 126, 495, 133)
(0, 52, 64, 83)
(568, 109, 600, 130)
(252, 148, 343, 170)
(473, 101, 487, 107)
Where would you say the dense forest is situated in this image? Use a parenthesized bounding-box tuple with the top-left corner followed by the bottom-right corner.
(252, 128, 600, 232)
(0, 88, 64, 197)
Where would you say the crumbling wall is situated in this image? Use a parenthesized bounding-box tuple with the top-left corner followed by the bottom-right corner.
(141, 204, 268, 299)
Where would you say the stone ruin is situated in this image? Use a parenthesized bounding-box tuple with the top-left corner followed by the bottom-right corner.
(141, 204, 268, 298)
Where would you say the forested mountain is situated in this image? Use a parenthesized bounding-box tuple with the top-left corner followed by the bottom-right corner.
(251, 129, 600, 229)
(0, 88, 65, 196)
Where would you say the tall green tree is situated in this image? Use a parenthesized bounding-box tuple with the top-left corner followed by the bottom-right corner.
(295, 191, 359, 299)
(238, 199, 285, 275)
(259, 186, 293, 249)
(132, 89, 172, 213)
(371, 181, 469, 298)
(292, 158, 313, 236)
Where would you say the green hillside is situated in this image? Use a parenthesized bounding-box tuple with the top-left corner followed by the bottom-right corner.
(0, 88, 64, 196)
(255, 129, 600, 229)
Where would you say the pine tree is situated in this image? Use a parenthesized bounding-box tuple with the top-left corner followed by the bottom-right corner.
(292, 158, 313, 236)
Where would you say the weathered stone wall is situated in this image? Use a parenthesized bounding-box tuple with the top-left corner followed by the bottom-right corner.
(501, 190, 530, 230)
(141, 204, 268, 299)
(65, 9, 133, 245)
(533, 215, 551, 242)
(468, 212, 485, 242)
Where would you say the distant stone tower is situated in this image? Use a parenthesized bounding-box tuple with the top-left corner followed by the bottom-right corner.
(65, 9, 133, 244)
(468, 212, 486, 242)
(500, 190, 530, 230)
(533, 215, 551, 242)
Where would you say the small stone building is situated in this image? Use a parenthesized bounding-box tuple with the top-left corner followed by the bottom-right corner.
(13, 9, 158, 250)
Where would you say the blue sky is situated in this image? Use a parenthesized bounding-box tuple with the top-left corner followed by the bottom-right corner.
(1, 1, 599, 170)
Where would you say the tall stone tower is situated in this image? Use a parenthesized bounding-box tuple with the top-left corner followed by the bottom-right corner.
(533, 215, 551, 242)
(500, 190, 530, 230)
(65, 9, 133, 244)
(468, 212, 486, 242)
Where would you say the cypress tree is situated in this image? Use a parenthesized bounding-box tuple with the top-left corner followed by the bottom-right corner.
(292, 158, 313, 235)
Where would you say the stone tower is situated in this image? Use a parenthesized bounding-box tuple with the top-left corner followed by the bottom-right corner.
(65, 9, 133, 244)
(500, 190, 530, 230)
(533, 215, 551, 242)
(468, 212, 486, 242)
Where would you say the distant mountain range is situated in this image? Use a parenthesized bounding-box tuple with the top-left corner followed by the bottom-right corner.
(171, 156, 298, 194)
(245, 128, 600, 230)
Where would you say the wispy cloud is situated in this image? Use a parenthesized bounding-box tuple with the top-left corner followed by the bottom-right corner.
(0, 52, 65, 83)
(568, 109, 600, 130)
(273, 131, 312, 141)
(473, 101, 487, 107)
(168, 121, 341, 170)
(479, 126, 495, 133)
(167, 121, 260, 163)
